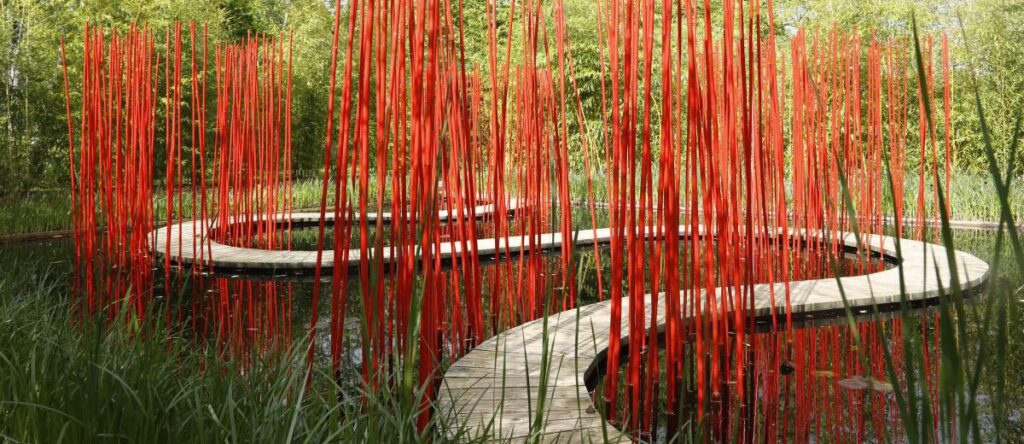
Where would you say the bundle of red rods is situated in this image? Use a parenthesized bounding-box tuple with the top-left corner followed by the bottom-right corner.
(63, 0, 955, 439)
(63, 24, 294, 354)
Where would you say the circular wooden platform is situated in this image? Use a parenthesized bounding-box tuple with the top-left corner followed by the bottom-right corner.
(150, 199, 522, 270)
(436, 231, 989, 443)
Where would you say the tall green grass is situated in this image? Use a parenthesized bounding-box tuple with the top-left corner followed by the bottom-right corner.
(0, 179, 334, 237)
(832, 13, 1020, 443)
(0, 261, 490, 443)
(0, 192, 72, 236)
(0, 269, 337, 442)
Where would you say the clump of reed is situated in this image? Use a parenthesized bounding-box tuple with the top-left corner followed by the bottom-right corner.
(830, 14, 1020, 443)
(0, 192, 71, 236)
(0, 259, 492, 443)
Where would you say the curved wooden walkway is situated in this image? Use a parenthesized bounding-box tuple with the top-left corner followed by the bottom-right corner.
(436, 231, 989, 443)
(150, 200, 521, 270)
(151, 210, 989, 442)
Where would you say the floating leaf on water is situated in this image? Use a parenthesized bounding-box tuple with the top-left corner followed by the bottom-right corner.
(865, 377, 894, 392)
(838, 377, 870, 390)
(838, 376, 894, 392)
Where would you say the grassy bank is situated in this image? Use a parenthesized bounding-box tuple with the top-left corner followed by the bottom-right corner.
(3, 171, 1022, 237)
(0, 178, 329, 237)
(0, 192, 73, 235)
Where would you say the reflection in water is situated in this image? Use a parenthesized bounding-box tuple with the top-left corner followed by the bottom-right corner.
(68, 217, 887, 374)
(187, 278, 295, 370)
(6, 224, 1015, 440)
(597, 315, 938, 443)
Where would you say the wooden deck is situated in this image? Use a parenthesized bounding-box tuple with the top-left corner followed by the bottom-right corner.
(150, 200, 522, 270)
(436, 232, 989, 443)
(150, 211, 989, 442)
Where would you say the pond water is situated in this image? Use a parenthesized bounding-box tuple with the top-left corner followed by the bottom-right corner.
(592, 228, 1024, 442)
(0, 214, 1018, 440)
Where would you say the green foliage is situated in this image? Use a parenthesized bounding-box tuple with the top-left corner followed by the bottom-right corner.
(0, 0, 330, 196)
(0, 258, 491, 443)
(0, 0, 1021, 206)
(949, 0, 1024, 170)
(0, 191, 70, 235)
(0, 268, 341, 443)
(775, 0, 1024, 173)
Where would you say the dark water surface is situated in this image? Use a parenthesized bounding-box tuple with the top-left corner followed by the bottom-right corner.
(0, 221, 1019, 440)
